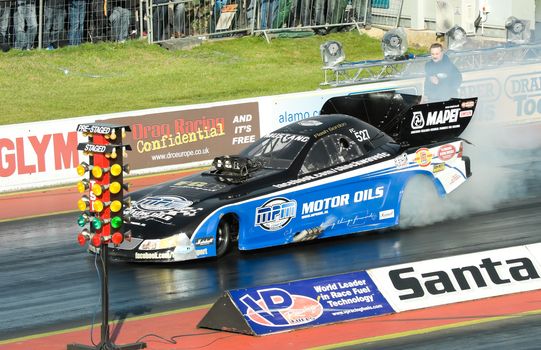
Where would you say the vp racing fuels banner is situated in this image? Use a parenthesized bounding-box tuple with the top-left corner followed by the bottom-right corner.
(199, 271, 394, 335)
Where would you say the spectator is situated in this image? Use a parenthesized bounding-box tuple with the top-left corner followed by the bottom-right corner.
(273, 0, 290, 29)
(43, 0, 65, 49)
(152, 0, 168, 41)
(14, 0, 37, 50)
(0, 0, 11, 51)
(423, 43, 462, 102)
(110, 0, 130, 41)
(172, 0, 185, 37)
(89, 0, 108, 42)
(352, 0, 371, 28)
(260, 0, 278, 29)
(68, 0, 86, 45)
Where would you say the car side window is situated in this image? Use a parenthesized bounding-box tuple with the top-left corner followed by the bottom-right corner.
(300, 134, 362, 175)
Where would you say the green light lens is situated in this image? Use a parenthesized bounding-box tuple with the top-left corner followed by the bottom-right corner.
(92, 217, 103, 230)
(111, 216, 123, 229)
(77, 215, 87, 227)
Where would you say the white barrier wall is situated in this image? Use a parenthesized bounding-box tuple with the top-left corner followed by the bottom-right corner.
(2, 62, 541, 193)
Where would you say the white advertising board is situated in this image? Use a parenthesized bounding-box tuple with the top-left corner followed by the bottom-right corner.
(2, 62, 541, 193)
(368, 245, 541, 312)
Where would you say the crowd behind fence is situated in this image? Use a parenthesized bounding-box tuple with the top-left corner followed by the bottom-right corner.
(0, 0, 401, 51)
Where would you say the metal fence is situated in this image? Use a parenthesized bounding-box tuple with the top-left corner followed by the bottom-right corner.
(0, 0, 141, 51)
(0, 0, 402, 51)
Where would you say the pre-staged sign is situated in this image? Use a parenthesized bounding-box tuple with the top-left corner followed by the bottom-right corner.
(368, 245, 541, 312)
(228, 271, 394, 335)
(102, 102, 260, 170)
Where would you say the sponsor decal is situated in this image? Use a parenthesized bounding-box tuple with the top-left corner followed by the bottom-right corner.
(298, 120, 322, 126)
(449, 173, 462, 185)
(313, 122, 347, 139)
(195, 237, 214, 246)
(369, 246, 541, 312)
(255, 197, 297, 231)
(227, 270, 394, 335)
(195, 248, 208, 256)
(505, 72, 541, 116)
(349, 128, 370, 142)
(240, 289, 323, 327)
(267, 133, 310, 143)
(461, 100, 476, 109)
(459, 110, 473, 118)
(301, 187, 384, 219)
(138, 196, 193, 211)
(278, 109, 319, 124)
(437, 144, 456, 161)
(394, 153, 408, 168)
(135, 251, 174, 260)
(432, 163, 445, 173)
(102, 102, 260, 170)
(0, 131, 79, 177)
(389, 256, 540, 301)
(411, 109, 459, 131)
(128, 196, 203, 223)
(379, 209, 395, 220)
(411, 111, 425, 130)
(172, 180, 225, 192)
(414, 148, 432, 167)
(273, 152, 391, 189)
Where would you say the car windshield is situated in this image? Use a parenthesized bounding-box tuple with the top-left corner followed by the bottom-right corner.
(239, 132, 309, 170)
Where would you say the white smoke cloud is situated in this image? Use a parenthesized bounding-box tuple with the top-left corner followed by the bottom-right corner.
(400, 89, 540, 228)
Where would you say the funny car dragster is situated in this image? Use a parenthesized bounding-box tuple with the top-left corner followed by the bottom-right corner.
(100, 91, 477, 262)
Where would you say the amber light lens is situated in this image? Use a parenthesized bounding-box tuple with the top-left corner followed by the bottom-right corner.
(91, 166, 103, 179)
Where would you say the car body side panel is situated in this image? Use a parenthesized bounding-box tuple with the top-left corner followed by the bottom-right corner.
(187, 141, 467, 255)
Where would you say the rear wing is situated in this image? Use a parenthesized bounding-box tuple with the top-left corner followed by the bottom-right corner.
(320, 91, 477, 147)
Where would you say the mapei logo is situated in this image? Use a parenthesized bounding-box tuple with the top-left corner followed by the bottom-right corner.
(411, 109, 459, 130)
(255, 197, 296, 231)
(239, 288, 323, 327)
(411, 111, 425, 129)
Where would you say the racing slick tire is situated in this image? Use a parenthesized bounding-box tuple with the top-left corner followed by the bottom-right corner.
(216, 220, 231, 257)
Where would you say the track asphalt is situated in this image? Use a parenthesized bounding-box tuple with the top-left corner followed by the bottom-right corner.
(2, 169, 541, 349)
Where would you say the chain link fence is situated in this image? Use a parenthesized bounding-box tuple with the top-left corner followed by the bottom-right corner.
(0, 0, 402, 50)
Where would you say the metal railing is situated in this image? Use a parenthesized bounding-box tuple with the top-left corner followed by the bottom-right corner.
(0, 0, 405, 50)
(321, 42, 541, 87)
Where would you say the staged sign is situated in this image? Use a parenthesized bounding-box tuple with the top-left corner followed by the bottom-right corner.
(369, 246, 541, 312)
(227, 271, 393, 335)
(102, 102, 260, 170)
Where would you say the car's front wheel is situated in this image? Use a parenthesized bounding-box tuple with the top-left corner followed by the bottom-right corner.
(216, 220, 231, 257)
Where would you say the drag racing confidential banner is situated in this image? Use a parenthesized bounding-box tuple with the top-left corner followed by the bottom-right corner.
(101, 102, 260, 171)
(227, 271, 394, 335)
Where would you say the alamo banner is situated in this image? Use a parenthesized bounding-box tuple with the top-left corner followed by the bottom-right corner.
(101, 102, 260, 171)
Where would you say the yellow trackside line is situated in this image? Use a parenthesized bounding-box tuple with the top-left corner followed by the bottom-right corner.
(0, 209, 79, 223)
(0, 303, 213, 345)
(308, 308, 541, 350)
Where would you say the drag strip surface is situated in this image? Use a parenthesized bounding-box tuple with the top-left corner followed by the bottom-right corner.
(1, 192, 541, 343)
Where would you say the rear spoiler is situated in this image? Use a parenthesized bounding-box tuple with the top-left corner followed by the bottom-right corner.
(320, 91, 477, 147)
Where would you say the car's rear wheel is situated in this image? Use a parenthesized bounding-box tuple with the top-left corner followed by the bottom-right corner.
(399, 175, 443, 228)
(216, 220, 231, 257)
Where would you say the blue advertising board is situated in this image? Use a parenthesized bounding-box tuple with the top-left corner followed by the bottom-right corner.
(227, 271, 395, 335)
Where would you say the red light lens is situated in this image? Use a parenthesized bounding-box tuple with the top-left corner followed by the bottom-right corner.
(111, 232, 124, 245)
(91, 234, 102, 247)
(77, 233, 87, 246)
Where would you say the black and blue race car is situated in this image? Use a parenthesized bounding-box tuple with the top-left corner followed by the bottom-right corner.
(106, 92, 477, 262)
